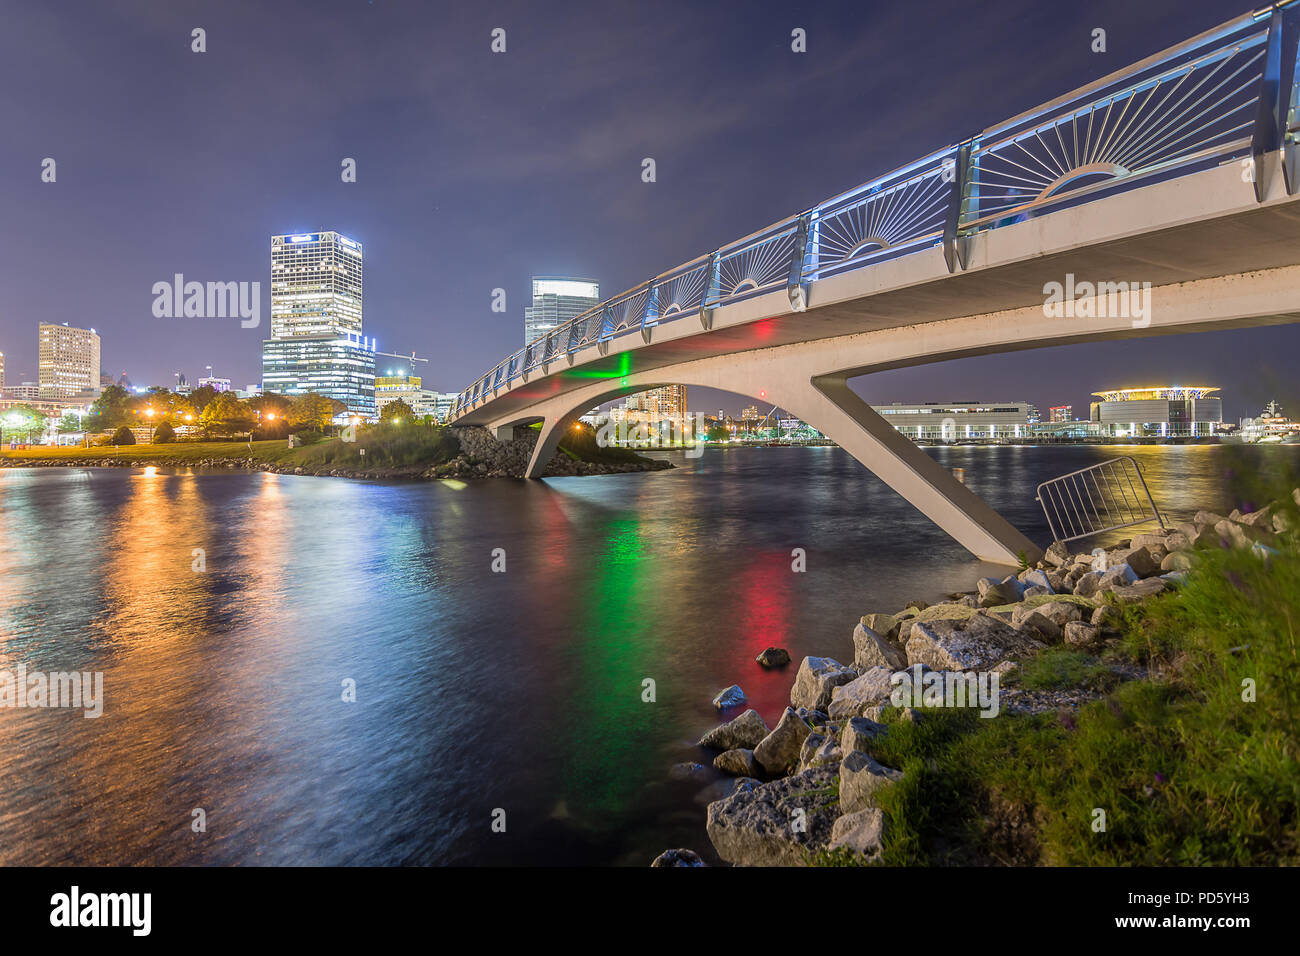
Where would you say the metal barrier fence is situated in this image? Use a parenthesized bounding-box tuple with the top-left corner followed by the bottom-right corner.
(1035, 456, 1166, 544)
(456, 3, 1300, 417)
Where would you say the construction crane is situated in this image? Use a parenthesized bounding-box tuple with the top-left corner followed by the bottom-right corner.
(374, 350, 429, 376)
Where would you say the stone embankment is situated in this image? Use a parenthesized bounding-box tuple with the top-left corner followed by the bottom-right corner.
(650, 490, 1300, 867)
(0, 425, 672, 480)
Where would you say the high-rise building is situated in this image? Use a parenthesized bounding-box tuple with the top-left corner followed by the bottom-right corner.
(269, 232, 363, 338)
(624, 384, 688, 425)
(1049, 405, 1072, 422)
(38, 323, 101, 398)
(262, 231, 375, 415)
(524, 277, 599, 345)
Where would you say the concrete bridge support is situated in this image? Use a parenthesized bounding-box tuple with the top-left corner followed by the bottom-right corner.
(502, 352, 1042, 565)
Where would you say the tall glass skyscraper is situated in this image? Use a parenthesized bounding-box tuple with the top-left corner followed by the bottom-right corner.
(262, 232, 375, 415)
(524, 276, 599, 345)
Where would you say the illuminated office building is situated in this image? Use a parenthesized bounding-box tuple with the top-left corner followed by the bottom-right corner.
(524, 277, 599, 345)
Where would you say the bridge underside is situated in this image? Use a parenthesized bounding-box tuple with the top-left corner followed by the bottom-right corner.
(456, 159, 1300, 565)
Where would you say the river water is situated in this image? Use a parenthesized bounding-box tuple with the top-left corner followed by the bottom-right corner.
(1, 444, 1296, 865)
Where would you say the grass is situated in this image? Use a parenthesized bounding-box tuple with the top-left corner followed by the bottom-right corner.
(821, 489, 1300, 866)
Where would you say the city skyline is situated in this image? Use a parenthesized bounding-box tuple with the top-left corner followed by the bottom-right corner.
(2, 0, 1297, 422)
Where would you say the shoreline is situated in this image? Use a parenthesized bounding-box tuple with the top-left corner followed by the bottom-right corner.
(667, 488, 1300, 867)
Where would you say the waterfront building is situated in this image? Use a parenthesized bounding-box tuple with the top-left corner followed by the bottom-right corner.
(374, 374, 456, 420)
(38, 323, 101, 399)
(1049, 405, 1072, 422)
(622, 384, 688, 427)
(873, 401, 1033, 440)
(740, 405, 761, 421)
(1089, 386, 1222, 438)
(524, 277, 599, 346)
(262, 231, 375, 415)
(1, 381, 40, 400)
(198, 376, 232, 393)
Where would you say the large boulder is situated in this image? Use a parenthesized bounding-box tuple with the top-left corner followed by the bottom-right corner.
(798, 732, 843, 772)
(1161, 551, 1193, 572)
(826, 808, 886, 862)
(852, 622, 907, 671)
(1098, 564, 1139, 590)
(1072, 570, 1103, 598)
(790, 656, 857, 711)
(753, 706, 814, 775)
(1021, 569, 1055, 593)
(977, 577, 1022, 608)
(1115, 545, 1162, 578)
(906, 614, 1042, 671)
(827, 666, 898, 719)
(841, 715, 889, 757)
(697, 709, 771, 750)
(839, 751, 904, 814)
(1063, 622, 1101, 647)
(860, 613, 900, 642)
(705, 767, 839, 866)
(713, 748, 760, 777)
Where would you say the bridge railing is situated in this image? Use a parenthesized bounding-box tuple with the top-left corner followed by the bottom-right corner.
(455, 3, 1300, 418)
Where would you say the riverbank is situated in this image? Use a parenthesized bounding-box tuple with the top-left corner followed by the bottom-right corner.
(0, 423, 671, 480)
(673, 486, 1300, 867)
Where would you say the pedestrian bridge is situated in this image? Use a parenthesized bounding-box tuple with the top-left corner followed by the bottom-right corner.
(452, 3, 1300, 564)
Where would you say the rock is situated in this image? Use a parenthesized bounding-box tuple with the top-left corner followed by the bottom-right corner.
(977, 577, 1021, 608)
(714, 748, 760, 777)
(1164, 531, 1191, 552)
(1023, 585, 1052, 599)
(697, 709, 771, 750)
(669, 762, 710, 782)
(860, 613, 900, 642)
(650, 848, 706, 867)
(852, 622, 907, 671)
(1114, 546, 1161, 578)
(798, 732, 843, 772)
(1091, 605, 1120, 629)
(1043, 541, 1071, 568)
(753, 707, 814, 775)
(1239, 506, 1274, 528)
(1063, 622, 1101, 647)
(1032, 601, 1084, 628)
(1161, 551, 1193, 572)
(1108, 578, 1168, 604)
(790, 656, 857, 711)
(827, 666, 898, 719)
(1195, 510, 1227, 527)
(839, 751, 904, 814)
(841, 715, 888, 757)
(755, 647, 791, 668)
(1131, 532, 1171, 550)
(705, 767, 839, 866)
(1073, 570, 1103, 598)
(1098, 564, 1139, 590)
(712, 684, 746, 710)
(906, 614, 1042, 671)
(1215, 519, 1275, 551)
(1017, 610, 1062, 643)
(1022, 569, 1054, 593)
(826, 807, 886, 861)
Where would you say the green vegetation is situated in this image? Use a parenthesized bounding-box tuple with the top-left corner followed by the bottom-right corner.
(109, 425, 136, 446)
(553, 421, 659, 465)
(820, 486, 1300, 867)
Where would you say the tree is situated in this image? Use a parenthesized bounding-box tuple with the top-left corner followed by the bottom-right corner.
(153, 420, 176, 443)
(200, 391, 255, 437)
(380, 399, 414, 422)
(288, 392, 338, 431)
(57, 412, 83, 433)
(188, 384, 218, 413)
(87, 384, 130, 430)
(110, 425, 136, 446)
(707, 424, 730, 442)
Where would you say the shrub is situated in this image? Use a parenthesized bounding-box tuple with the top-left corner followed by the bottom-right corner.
(110, 426, 136, 446)
(153, 421, 176, 444)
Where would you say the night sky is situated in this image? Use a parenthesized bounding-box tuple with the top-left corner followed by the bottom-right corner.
(2, 0, 1293, 420)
